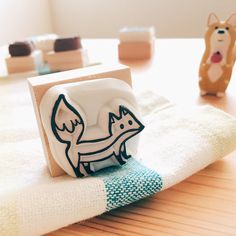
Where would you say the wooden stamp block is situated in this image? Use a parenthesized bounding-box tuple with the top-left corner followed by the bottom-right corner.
(118, 41, 154, 60)
(5, 50, 43, 74)
(118, 27, 155, 60)
(45, 49, 89, 72)
(28, 63, 132, 177)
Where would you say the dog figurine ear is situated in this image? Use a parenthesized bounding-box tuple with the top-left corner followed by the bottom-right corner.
(226, 13, 236, 27)
(208, 13, 220, 26)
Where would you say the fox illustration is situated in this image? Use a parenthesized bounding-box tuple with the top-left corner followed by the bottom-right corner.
(51, 94, 144, 177)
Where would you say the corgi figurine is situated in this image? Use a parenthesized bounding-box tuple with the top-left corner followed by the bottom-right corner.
(51, 94, 144, 177)
(199, 13, 236, 97)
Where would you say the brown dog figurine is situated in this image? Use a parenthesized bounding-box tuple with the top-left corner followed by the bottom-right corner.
(199, 13, 236, 97)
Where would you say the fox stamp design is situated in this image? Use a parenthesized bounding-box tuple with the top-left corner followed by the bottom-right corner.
(51, 94, 144, 177)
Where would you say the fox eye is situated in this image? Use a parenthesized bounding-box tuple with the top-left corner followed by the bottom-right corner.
(215, 26, 218, 30)
(128, 120, 133, 125)
(226, 27, 229, 30)
(120, 124, 124, 129)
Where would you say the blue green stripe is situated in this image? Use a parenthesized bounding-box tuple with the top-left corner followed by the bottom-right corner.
(93, 158, 162, 211)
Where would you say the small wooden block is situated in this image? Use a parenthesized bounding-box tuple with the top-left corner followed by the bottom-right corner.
(5, 50, 43, 74)
(118, 41, 154, 60)
(45, 49, 89, 72)
(28, 63, 132, 177)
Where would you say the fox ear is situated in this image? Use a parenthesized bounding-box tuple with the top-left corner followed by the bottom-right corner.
(208, 13, 219, 26)
(109, 112, 116, 124)
(119, 105, 129, 116)
(226, 13, 236, 27)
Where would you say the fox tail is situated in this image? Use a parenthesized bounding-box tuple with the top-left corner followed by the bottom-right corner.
(51, 94, 86, 177)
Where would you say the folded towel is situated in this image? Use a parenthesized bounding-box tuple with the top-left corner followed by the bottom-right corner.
(1, 88, 236, 236)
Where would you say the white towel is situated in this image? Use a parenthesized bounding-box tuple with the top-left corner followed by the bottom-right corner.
(1, 83, 236, 235)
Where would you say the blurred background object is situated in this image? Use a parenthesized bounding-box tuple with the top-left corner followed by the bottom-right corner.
(0, 0, 236, 46)
(0, 0, 52, 45)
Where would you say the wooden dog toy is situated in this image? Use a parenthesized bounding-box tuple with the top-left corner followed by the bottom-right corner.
(45, 36, 89, 72)
(199, 13, 236, 97)
(118, 27, 155, 60)
(28, 63, 133, 177)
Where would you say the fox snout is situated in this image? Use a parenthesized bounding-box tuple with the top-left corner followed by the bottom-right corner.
(139, 123, 145, 131)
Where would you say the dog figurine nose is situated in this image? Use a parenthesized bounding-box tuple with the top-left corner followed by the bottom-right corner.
(218, 30, 225, 34)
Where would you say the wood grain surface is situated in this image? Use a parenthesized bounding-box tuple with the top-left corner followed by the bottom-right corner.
(1, 39, 235, 235)
(46, 39, 236, 236)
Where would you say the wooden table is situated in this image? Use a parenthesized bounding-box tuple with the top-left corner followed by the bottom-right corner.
(2, 39, 236, 235)
(46, 39, 236, 236)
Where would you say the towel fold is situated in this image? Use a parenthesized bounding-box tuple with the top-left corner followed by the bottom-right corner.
(1, 89, 236, 236)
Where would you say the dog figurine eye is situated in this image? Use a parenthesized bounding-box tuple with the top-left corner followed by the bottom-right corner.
(215, 26, 218, 30)
(120, 124, 124, 129)
(128, 120, 133, 125)
(225, 27, 229, 30)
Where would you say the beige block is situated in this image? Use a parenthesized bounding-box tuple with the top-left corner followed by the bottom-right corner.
(5, 50, 43, 74)
(45, 49, 89, 72)
(118, 40, 154, 60)
(28, 63, 132, 177)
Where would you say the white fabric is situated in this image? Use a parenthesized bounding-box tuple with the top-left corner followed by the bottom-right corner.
(139, 103, 236, 189)
(0, 81, 107, 235)
(1, 78, 236, 235)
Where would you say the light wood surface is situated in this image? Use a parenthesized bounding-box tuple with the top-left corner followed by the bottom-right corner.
(45, 39, 236, 236)
(1, 39, 236, 235)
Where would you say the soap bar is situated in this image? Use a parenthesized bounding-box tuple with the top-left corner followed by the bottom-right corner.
(119, 27, 155, 43)
(9, 41, 33, 57)
(39, 78, 144, 177)
(46, 37, 86, 71)
(54, 37, 82, 52)
(45, 49, 89, 71)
